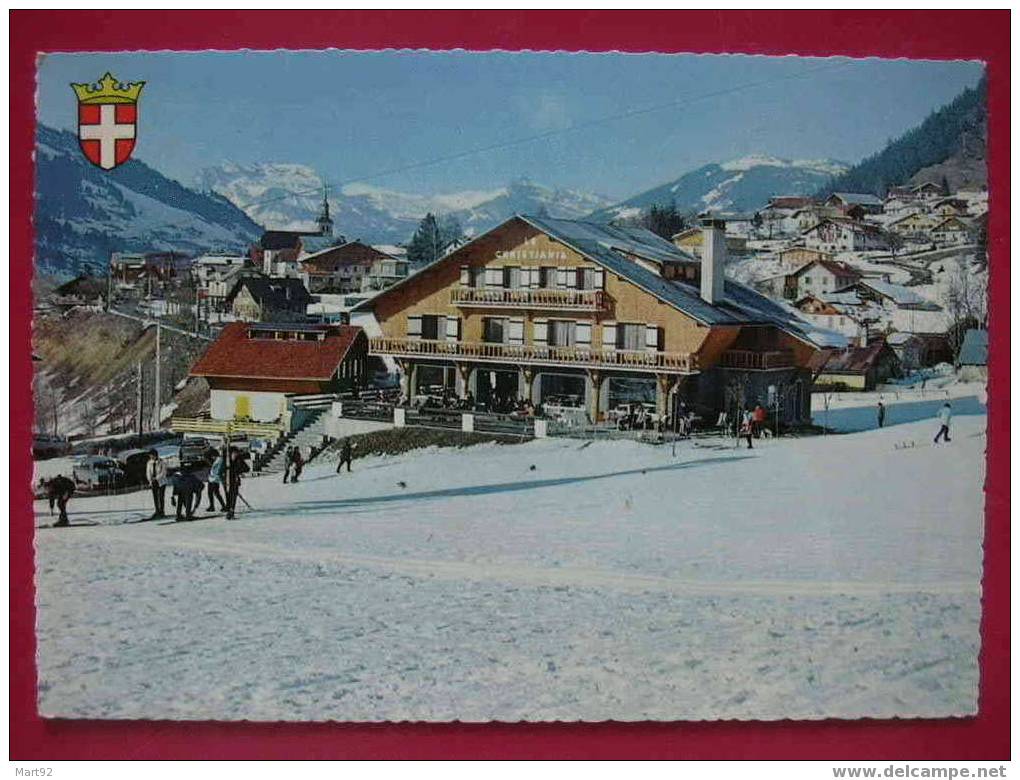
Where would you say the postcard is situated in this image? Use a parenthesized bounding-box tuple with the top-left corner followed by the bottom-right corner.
(31, 49, 989, 722)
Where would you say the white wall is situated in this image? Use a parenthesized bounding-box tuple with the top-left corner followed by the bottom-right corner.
(210, 389, 287, 423)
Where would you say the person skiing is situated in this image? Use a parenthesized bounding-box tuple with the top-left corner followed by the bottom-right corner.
(741, 408, 754, 450)
(336, 438, 354, 474)
(145, 449, 168, 518)
(752, 404, 766, 438)
(290, 446, 305, 483)
(934, 402, 952, 444)
(282, 446, 294, 484)
(225, 447, 249, 520)
(877, 400, 886, 428)
(169, 470, 204, 521)
(45, 475, 76, 527)
(206, 449, 227, 512)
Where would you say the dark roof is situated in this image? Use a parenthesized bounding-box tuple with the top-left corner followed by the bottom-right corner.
(957, 329, 988, 366)
(790, 259, 861, 279)
(190, 322, 364, 381)
(225, 276, 311, 309)
(821, 340, 898, 375)
(55, 275, 106, 298)
(260, 231, 307, 251)
(356, 215, 840, 348)
(803, 217, 885, 236)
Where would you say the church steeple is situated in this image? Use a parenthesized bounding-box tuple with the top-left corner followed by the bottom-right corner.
(316, 183, 334, 237)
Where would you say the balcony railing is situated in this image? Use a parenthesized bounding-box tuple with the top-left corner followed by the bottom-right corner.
(370, 337, 697, 374)
(719, 349, 795, 371)
(170, 416, 286, 438)
(451, 286, 609, 311)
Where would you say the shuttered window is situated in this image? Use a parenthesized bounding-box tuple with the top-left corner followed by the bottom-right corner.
(602, 322, 617, 350)
(575, 322, 592, 348)
(533, 319, 548, 345)
(594, 268, 605, 290)
(548, 320, 576, 347)
(645, 324, 661, 352)
(407, 315, 422, 339)
(459, 266, 470, 286)
(539, 267, 555, 289)
(485, 267, 502, 287)
(504, 266, 522, 289)
(508, 318, 525, 345)
(421, 315, 440, 341)
(483, 317, 506, 344)
(445, 316, 461, 342)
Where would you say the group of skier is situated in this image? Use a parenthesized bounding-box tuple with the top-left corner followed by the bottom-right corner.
(144, 445, 249, 521)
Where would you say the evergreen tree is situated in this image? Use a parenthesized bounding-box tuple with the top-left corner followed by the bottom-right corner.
(406, 213, 443, 266)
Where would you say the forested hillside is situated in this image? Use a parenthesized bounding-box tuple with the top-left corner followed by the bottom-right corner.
(819, 76, 986, 197)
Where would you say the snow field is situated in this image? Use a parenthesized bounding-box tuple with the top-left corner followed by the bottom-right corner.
(34, 410, 986, 721)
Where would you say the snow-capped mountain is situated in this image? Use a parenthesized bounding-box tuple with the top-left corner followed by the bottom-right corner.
(588, 155, 849, 222)
(196, 162, 615, 244)
(34, 125, 263, 278)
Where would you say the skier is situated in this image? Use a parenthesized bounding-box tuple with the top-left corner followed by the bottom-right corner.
(290, 446, 305, 483)
(169, 471, 204, 521)
(741, 408, 754, 450)
(145, 449, 168, 519)
(877, 401, 886, 428)
(225, 447, 249, 520)
(282, 446, 294, 484)
(336, 438, 354, 474)
(206, 449, 227, 512)
(45, 475, 76, 527)
(934, 402, 953, 444)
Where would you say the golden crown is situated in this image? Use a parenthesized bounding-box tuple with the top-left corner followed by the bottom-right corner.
(71, 72, 145, 104)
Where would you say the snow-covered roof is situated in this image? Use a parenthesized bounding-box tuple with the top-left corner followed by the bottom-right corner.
(856, 279, 937, 308)
(830, 192, 884, 207)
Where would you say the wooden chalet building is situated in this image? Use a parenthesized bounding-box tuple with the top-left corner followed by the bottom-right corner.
(824, 192, 884, 216)
(188, 322, 368, 432)
(787, 258, 861, 300)
(803, 217, 889, 253)
(224, 276, 312, 322)
(354, 215, 841, 424)
(815, 339, 902, 391)
(300, 240, 399, 293)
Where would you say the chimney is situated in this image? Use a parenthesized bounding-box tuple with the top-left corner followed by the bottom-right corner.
(700, 217, 727, 305)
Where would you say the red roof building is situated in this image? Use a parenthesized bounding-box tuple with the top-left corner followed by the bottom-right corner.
(189, 322, 369, 426)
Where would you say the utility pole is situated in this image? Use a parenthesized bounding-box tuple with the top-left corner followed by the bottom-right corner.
(136, 361, 144, 434)
(152, 322, 161, 431)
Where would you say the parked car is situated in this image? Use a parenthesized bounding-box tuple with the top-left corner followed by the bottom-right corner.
(116, 448, 153, 487)
(180, 436, 216, 469)
(72, 455, 125, 489)
(33, 434, 71, 460)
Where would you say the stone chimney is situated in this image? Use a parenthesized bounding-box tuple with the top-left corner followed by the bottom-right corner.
(700, 217, 727, 305)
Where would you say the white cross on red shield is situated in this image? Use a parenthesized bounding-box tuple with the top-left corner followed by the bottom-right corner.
(78, 101, 137, 170)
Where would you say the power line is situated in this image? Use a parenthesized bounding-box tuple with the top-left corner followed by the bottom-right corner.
(232, 59, 852, 215)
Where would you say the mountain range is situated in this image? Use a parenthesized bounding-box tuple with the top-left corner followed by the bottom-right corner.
(195, 162, 615, 245)
(34, 125, 263, 278)
(587, 155, 848, 222)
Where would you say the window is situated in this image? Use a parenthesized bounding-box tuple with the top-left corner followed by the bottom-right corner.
(503, 266, 522, 289)
(421, 315, 440, 341)
(804, 276, 812, 285)
(577, 268, 596, 290)
(539, 267, 555, 289)
(483, 317, 506, 344)
(618, 323, 644, 351)
(547, 320, 576, 347)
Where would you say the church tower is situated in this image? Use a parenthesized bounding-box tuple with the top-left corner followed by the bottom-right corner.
(316, 184, 334, 238)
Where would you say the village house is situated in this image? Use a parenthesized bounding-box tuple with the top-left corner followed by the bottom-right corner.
(793, 291, 876, 343)
(362, 254, 411, 292)
(824, 192, 885, 216)
(354, 215, 842, 426)
(930, 216, 973, 246)
(224, 276, 312, 322)
(671, 226, 748, 258)
(931, 197, 970, 217)
(51, 274, 107, 311)
(886, 331, 928, 372)
(787, 258, 861, 300)
(186, 321, 369, 433)
(802, 217, 889, 253)
(815, 339, 902, 391)
(883, 193, 923, 217)
(756, 196, 817, 238)
(955, 328, 988, 382)
(911, 181, 948, 202)
(251, 191, 343, 279)
(300, 241, 398, 294)
(776, 246, 834, 271)
(888, 212, 938, 238)
(190, 254, 254, 308)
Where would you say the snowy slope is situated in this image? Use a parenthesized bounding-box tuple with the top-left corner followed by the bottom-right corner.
(197, 162, 614, 244)
(589, 155, 848, 222)
(34, 126, 263, 278)
(35, 400, 985, 721)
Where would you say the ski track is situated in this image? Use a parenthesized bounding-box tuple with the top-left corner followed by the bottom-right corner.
(33, 411, 987, 721)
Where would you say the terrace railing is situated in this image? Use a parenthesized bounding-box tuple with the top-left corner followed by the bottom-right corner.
(718, 349, 795, 371)
(170, 416, 285, 438)
(451, 286, 609, 312)
(370, 337, 698, 374)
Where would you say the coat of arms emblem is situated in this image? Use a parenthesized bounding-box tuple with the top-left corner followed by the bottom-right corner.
(70, 72, 145, 170)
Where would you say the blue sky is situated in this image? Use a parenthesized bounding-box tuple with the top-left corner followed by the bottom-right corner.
(37, 51, 984, 200)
